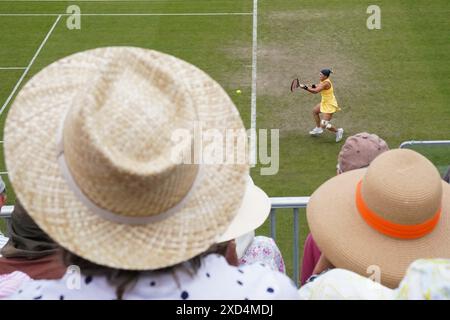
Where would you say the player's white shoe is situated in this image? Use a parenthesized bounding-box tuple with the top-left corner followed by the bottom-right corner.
(309, 127, 323, 136)
(336, 128, 344, 142)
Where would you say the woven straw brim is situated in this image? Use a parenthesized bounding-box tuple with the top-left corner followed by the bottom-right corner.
(307, 169, 450, 288)
(4, 47, 248, 270)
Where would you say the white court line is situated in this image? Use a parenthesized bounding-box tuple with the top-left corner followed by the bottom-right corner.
(0, 13, 252, 16)
(0, 15, 61, 116)
(0, 0, 196, 2)
(0, 0, 186, 1)
(250, 0, 258, 167)
(0, 67, 27, 70)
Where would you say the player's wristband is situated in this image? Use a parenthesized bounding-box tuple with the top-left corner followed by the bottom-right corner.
(311, 84, 317, 89)
(302, 85, 308, 90)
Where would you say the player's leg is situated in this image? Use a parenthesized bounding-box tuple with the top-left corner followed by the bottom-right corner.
(309, 104, 323, 135)
(313, 103, 321, 127)
(321, 113, 344, 142)
(321, 113, 337, 132)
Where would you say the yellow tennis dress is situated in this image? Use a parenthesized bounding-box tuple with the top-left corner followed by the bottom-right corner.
(320, 79, 341, 114)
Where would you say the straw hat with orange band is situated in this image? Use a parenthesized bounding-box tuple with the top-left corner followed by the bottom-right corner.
(307, 149, 450, 288)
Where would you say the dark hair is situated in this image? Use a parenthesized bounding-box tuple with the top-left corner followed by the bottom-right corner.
(1, 199, 60, 259)
(320, 69, 332, 77)
(62, 243, 226, 299)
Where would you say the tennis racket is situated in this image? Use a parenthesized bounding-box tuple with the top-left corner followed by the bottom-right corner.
(290, 78, 300, 92)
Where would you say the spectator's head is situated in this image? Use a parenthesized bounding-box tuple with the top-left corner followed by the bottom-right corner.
(1, 199, 59, 259)
(0, 176, 6, 207)
(3, 47, 262, 277)
(337, 132, 389, 174)
(307, 149, 450, 288)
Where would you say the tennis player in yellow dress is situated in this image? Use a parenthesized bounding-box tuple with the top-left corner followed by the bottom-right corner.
(300, 69, 344, 142)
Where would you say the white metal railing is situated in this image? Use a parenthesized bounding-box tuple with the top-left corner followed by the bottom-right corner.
(0, 205, 14, 236)
(0, 205, 13, 217)
(270, 197, 309, 286)
(399, 140, 450, 148)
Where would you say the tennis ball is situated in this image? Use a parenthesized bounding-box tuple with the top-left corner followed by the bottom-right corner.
(236, 89, 242, 94)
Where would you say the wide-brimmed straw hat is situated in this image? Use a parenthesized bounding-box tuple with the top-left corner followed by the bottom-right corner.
(218, 176, 271, 243)
(217, 176, 271, 259)
(307, 149, 450, 288)
(3, 46, 262, 270)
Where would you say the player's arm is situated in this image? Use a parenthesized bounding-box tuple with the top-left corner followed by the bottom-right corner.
(300, 81, 330, 94)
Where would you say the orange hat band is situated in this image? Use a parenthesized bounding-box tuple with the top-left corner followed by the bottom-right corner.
(356, 180, 441, 239)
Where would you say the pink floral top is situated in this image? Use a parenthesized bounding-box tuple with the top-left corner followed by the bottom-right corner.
(239, 236, 286, 274)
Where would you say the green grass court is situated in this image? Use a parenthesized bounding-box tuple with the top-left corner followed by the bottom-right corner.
(0, 0, 449, 282)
